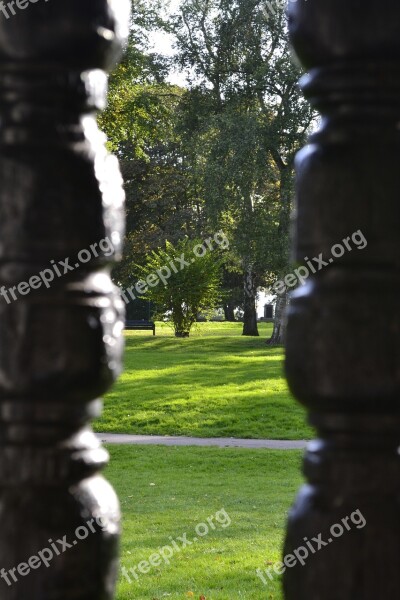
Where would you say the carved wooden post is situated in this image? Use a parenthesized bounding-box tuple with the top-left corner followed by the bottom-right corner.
(284, 1, 400, 598)
(0, 1, 129, 598)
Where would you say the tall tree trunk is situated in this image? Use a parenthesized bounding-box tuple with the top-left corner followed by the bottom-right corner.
(223, 300, 236, 322)
(242, 268, 259, 336)
(265, 167, 292, 346)
(267, 292, 289, 345)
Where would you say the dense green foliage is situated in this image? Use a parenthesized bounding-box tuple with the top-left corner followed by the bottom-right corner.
(170, 0, 314, 336)
(136, 238, 225, 336)
(99, 0, 315, 339)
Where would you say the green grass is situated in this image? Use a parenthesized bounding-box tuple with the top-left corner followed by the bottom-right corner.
(106, 445, 303, 600)
(95, 322, 313, 440)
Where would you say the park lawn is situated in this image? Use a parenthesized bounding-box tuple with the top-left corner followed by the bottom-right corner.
(95, 322, 313, 440)
(106, 445, 304, 600)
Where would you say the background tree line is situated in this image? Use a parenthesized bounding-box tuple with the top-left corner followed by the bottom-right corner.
(99, 0, 314, 342)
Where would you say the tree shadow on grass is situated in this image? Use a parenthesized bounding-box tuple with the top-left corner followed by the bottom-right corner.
(96, 332, 313, 439)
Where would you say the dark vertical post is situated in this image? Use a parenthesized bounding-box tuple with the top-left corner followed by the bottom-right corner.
(0, 1, 129, 598)
(284, 1, 400, 598)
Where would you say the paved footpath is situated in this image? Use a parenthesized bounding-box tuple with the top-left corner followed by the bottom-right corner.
(96, 433, 308, 450)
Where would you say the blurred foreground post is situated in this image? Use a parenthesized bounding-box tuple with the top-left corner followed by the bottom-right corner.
(0, 1, 129, 598)
(285, 1, 400, 597)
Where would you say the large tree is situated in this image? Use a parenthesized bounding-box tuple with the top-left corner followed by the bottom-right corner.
(170, 0, 314, 340)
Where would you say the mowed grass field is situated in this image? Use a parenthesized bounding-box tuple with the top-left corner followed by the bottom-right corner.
(106, 445, 303, 600)
(95, 322, 313, 440)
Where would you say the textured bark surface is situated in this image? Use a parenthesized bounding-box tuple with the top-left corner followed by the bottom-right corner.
(268, 293, 288, 346)
(223, 302, 236, 322)
(284, 1, 400, 598)
(242, 268, 259, 336)
(0, 2, 129, 598)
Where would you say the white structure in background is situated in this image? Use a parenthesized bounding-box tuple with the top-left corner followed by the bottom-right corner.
(257, 290, 275, 320)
